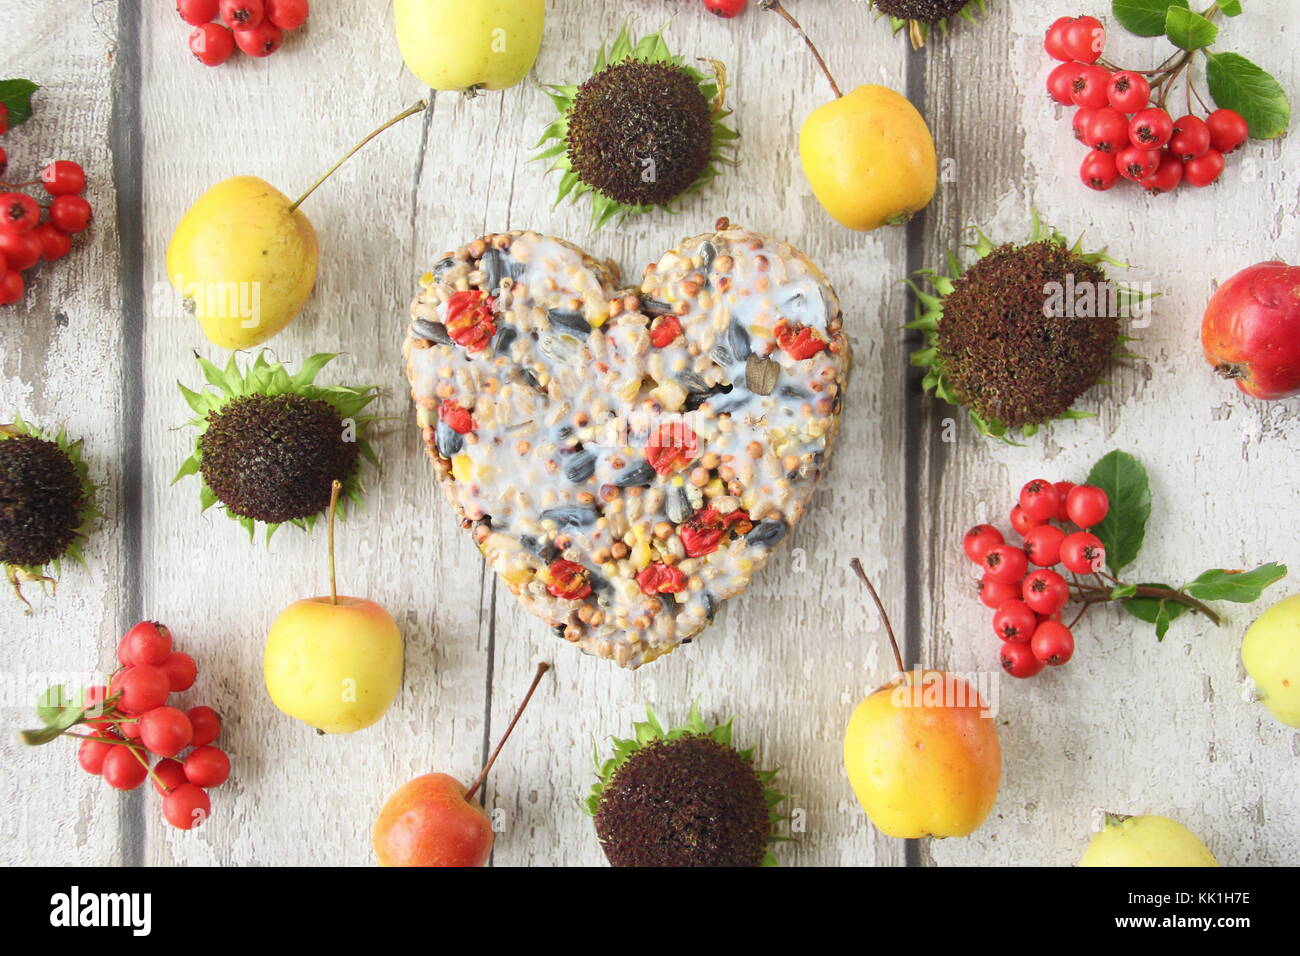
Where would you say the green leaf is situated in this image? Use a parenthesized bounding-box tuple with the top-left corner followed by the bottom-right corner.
(1206, 52, 1291, 139)
(35, 684, 74, 725)
(1085, 450, 1151, 573)
(1165, 7, 1218, 50)
(25, 685, 85, 744)
(1111, 584, 1138, 599)
(1218, 0, 1242, 14)
(1185, 563, 1287, 603)
(0, 79, 39, 128)
(1123, 585, 1189, 641)
(1111, 0, 1188, 37)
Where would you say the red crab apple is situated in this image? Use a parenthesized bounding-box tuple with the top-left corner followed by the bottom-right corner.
(372, 663, 549, 867)
(1202, 261, 1300, 400)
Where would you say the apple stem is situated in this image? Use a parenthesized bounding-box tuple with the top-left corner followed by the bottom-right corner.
(760, 1, 843, 99)
(288, 99, 429, 213)
(463, 662, 551, 804)
(850, 558, 906, 677)
(326, 480, 341, 606)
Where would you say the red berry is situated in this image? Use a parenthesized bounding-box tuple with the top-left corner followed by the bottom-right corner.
(1010, 505, 1040, 536)
(102, 745, 149, 791)
(1022, 568, 1069, 616)
(1080, 149, 1120, 191)
(1044, 16, 1073, 61)
(982, 544, 1028, 584)
(0, 145, 8, 179)
(187, 706, 222, 747)
(161, 652, 198, 692)
(1115, 145, 1160, 182)
(0, 192, 41, 232)
(233, 21, 283, 56)
(49, 195, 92, 233)
(33, 223, 72, 262)
(1140, 150, 1183, 195)
(1129, 108, 1174, 149)
(1031, 621, 1075, 665)
(1018, 478, 1060, 522)
(1047, 62, 1081, 106)
(118, 620, 173, 666)
(121, 718, 142, 740)
(0, 269, 25, 306)
(1169, 115, 1211, 160)
(40, 160, 86, 196)
(978, 575, 1021, 610)
(1064, 485, 1109, 528)
(999, 640, 1045, 678)
(1072, 107, 1098, 144)
(152, 757, 188, 795)
(1060, 531, 1106, 575)
(1205, 108, 1249, 154)
(219, 0, 263, 27)
(1023, 524, 1067, 567)
(993, 599, 1038, 643)
(177, 0, 220, 24)
(184, 745, 231, 788)
(0, 229, 42, 270)
(1184, 149, 1225, 188)
(266, 0, 309, 29)
(1062, 15, 1105, 64)
(704, 0, 746, 16)
(1083, 107, 1130, 153)
(162, 783, 211, 830)
(190, 23, 236, 66)
(110, 664, 171, 715)
(139, 706, 193, 758)
(1106, 70, 1151, 113)
(0, 103, 7, 135)
(1053, 481, 1076, 503)
(78, 730, 117, 775)
(81, 685, 112, 727)
(963, 524, 1004, 564)
(1070, 65, 1112, 110)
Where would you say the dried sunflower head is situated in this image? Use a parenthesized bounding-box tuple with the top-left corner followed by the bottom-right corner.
(0, 417, 98, 613)
(535, 28, 738, 228)
(174, 351, 381, 542)
(587, 704, 787, 867)
(855, 0, 987, 49)
(908, 214, 1143, 442)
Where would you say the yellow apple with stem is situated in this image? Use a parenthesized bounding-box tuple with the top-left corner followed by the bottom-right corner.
(1078, 813, 1220, 867)
(761, 1, 937, 231)
(263, 481, 403, 734)
(1241, 592, 1300, 727)
(167, 101, 427, 350)
(393, 0, 545, 93)
(843, 559, 1001, 839)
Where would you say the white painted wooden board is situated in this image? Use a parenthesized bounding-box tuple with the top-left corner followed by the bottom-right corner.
(1, 0, 1297, 868)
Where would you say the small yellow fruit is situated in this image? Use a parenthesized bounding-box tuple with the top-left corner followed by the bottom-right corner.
(844, 670, 1000, 838)
(1078, 814, 1220, 867)
(1241, 592, 1300, 727)
(799, 84, 937, 231)
(264, 596, 403, 734)
(166, 176, 318, 350)
(394, 0, 545, 93)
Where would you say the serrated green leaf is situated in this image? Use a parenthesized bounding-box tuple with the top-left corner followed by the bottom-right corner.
(1112, 1, 1190, 38)
(1206, 51, 1291, 140)
(1185, 563, 1287, 603)
(0, 79, 39, 128)
(1164, 7, 1218, 50)
(1086, 450, 1151, 573)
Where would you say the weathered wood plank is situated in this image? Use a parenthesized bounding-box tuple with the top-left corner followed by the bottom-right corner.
(917, 1, 1300, 866)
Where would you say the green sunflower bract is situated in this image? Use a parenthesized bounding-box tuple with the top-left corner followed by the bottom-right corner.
(0, 416, 99, 613)
(587, 704, 788, 867)
(854, 0, 987, 49)
(174, 352, 381, 542)
(535, 28, 738, 229)
(907, 214, 1143, 442)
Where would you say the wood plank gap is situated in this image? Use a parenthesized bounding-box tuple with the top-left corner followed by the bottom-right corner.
(901, 42, 928, 872)
(109, 0, 145, 869)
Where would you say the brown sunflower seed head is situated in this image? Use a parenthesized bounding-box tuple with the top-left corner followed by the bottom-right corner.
(567, 59, 713, 207)
(937, 239, 1119, 429)
(198, 394, 360, 525)
(872, 0, 971, 23)
(0, 435, 85, 568)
